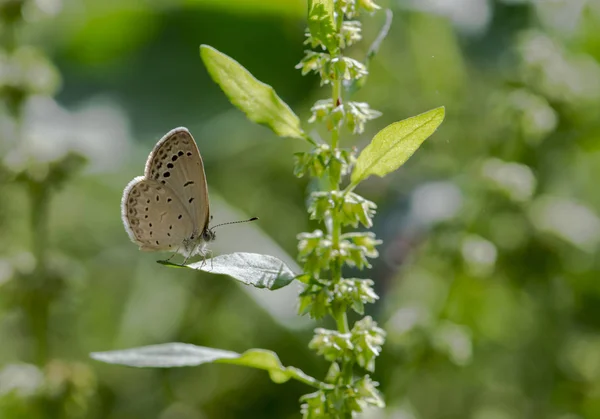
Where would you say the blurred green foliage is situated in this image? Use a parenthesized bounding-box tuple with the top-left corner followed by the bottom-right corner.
(2, 0, 600, 418)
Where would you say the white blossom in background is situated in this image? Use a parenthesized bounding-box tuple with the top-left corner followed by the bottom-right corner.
(0, 363, 44, 397)
(2, 95, 131, 173)
(533, 0, 587, 35)
(481, 158, 537, 202)
(0, 46, 60, 97)
(508, 89, 557, 145)
(401, 0, 492, 35)
(387, 305, 432, 337)
(433, 321, 473, 366)
(518, 31, 600, 104)
(529, 196, 600, 252)
(23, 0, 64, 21)
(410, 181, 463, 226)
(461, 234, 497, 276)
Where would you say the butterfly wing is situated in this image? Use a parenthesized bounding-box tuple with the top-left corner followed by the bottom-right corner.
(144, 127, 210, 235)
(121, 176, 196, 253)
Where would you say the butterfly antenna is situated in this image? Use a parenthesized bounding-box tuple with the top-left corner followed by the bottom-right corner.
(211, 217, 259, 229)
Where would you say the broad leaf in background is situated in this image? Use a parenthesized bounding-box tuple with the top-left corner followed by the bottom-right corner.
(90, 343, 326, 387)
(307, 0, 337, 52)
(159, 252, 297, 290)
(351, 106, 445, 185)
(200, 45, 306, 140)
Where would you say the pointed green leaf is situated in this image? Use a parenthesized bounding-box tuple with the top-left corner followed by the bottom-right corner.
(91, 343, 238, 367)
(351, 106, 445, 185)
(160, 252, 296, 290)
(90, 343, 326, 388)
(307, 0, 337, 52)
(200, 45, 305, 140)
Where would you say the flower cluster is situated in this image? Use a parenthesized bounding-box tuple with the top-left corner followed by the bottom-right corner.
(294, 0, 386, 417)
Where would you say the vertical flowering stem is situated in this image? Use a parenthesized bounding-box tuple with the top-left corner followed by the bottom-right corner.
(295, 0, 387, 416)
(197, 1, 444, 416)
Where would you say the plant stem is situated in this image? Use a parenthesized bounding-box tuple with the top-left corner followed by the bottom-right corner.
(30, 182, 49, 273)
(327, 17, 355, 396)
(290, 367, 334, 390)
(27, 179, 50, 366)
(331, 78, 342, 150)
(333, 307, 349, 334)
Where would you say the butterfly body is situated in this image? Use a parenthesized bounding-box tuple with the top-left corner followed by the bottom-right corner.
(121, 127, 215, 258)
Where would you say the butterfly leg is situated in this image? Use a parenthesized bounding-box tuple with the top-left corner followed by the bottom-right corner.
(196, 248, 213, 271)
(163, 244, 183, 264)
(206, 249, 214, 271)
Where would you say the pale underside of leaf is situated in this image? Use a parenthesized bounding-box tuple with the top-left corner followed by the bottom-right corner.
(159, 252, 297, 290)
(351, 106, 445, 185)
(200, 45, 304, 140)
(90, 343, 325, 387)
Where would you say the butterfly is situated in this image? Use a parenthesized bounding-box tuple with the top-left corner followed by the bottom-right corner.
(121, 127, 215, 261)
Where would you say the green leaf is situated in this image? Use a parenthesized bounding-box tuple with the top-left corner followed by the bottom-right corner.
(91, 343, 238, 367)
(161, 252, 296, 290)
(307, 0, 337, 52)
(351, 106, 445, 185)
(200, 45, 305, 140)
(90, 343, 326, 388)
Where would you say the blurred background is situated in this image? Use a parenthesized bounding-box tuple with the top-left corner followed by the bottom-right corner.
(2, 0, 600, 418)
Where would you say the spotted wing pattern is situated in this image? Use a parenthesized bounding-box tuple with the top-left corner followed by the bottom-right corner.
(144, 128, 210, 235)
(121, 177, 195, 252)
